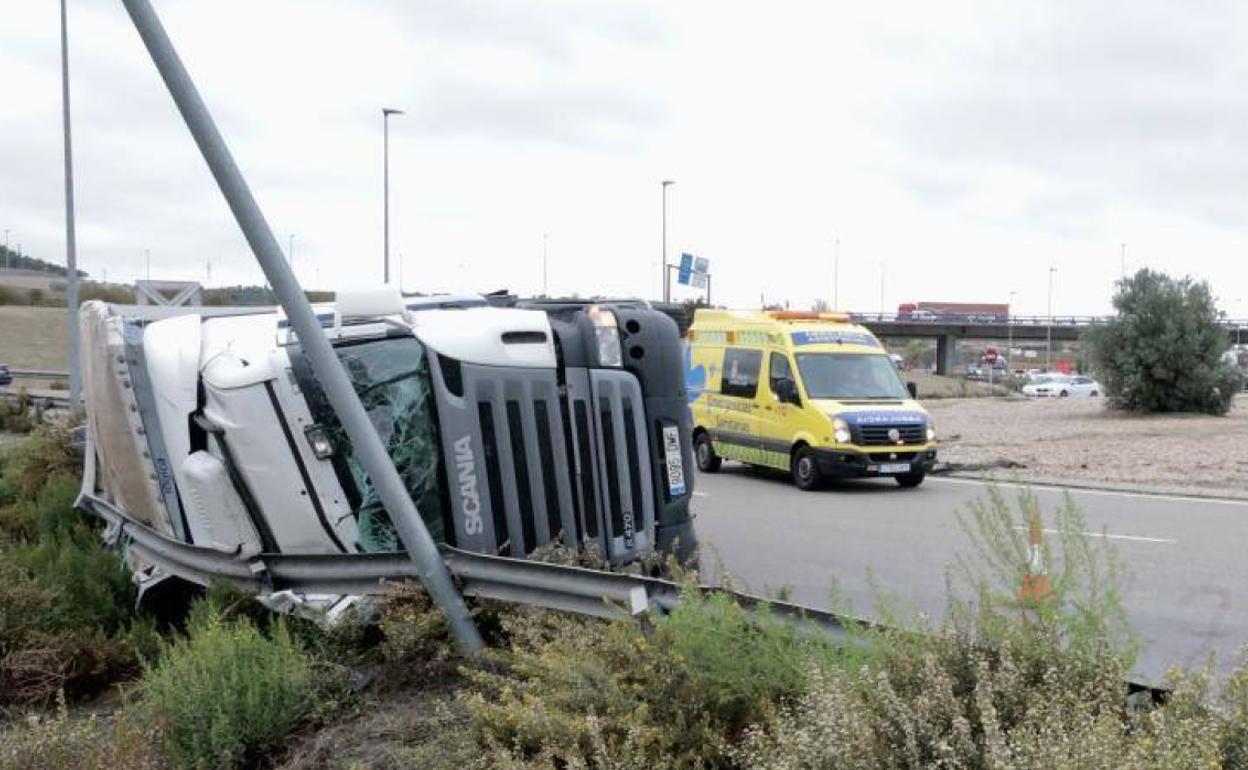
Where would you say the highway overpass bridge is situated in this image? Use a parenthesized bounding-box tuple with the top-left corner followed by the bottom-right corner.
(854, 314, 1248, 375)
(656, 305, 1248, 376)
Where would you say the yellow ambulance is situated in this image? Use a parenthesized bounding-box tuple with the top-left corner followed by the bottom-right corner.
(686, 309, 937, 490)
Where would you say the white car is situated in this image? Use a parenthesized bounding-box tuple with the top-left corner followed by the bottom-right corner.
(1022, 374, 1101, 398)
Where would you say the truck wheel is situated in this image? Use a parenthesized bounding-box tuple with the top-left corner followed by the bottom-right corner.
(694, 432, 721, 473)
(791, 445, 822, 491)
(895, 471, 926, 488)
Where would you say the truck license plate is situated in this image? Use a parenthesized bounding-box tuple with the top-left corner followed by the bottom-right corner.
(875, 463, 911, 474)
(662, 425, 687, 496)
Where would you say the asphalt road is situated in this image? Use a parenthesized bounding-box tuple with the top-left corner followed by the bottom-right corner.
(692, 465, 1248, 684)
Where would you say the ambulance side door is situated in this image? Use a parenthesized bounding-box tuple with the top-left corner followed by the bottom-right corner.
(712, 347, 763, 463)
(756, 350, 803, 470)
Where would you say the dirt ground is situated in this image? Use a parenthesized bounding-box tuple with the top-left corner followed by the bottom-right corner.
(925, 395, 1248, 497)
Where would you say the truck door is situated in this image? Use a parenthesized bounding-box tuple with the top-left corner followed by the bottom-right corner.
(714, 347, 762, 464)
(756, 350, 802, 470)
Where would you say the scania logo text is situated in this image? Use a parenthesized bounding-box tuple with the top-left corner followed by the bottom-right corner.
(453, 435, 484, 535)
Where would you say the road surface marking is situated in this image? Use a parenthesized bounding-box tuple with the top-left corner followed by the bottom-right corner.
(929, 476, 1248, 508)
(1013, 525, 1176, 545)
(692, 491, 710, 498)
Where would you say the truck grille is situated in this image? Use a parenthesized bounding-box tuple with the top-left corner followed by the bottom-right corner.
(432, 360, 654, 563)
(854, 424, 926, 446)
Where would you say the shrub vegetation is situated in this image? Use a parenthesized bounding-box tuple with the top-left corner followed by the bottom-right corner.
(1085, 268, 1243, 414)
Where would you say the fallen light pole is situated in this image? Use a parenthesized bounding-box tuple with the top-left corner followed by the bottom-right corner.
(117, 0, 483, 654)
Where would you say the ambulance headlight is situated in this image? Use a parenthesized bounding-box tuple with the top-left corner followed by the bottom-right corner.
(587, 305, 622, 367)
(927, 421, 937, 442)
(832, 417, 852, 444)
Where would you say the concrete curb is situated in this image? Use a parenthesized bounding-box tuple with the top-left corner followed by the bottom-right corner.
(932, 469, 1248, 503)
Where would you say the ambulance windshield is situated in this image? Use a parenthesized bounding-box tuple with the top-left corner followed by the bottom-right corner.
(795, 353, 910, 400)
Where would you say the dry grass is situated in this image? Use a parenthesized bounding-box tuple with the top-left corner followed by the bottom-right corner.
(0, 307, 69, 370)
(905, 371, 1012, 399)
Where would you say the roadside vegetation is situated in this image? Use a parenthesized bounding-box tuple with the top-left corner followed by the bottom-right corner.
(1086, 268, 1243, 415)
(4, 429, 1248, 769)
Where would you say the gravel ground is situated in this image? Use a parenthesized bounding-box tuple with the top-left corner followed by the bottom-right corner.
(925, 395, 1248, 497)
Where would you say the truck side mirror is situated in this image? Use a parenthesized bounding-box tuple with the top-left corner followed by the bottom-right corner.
(906, 381, 918, 399)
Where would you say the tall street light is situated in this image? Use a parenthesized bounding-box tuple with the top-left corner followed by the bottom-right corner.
(60, 0, 81, 403)
(1046, 267, 1057, 371)
(661, 180, 674, 302)
(833, 237, 840, 310)
(382, 107, 404, 284)
(542, 233, 549, 297)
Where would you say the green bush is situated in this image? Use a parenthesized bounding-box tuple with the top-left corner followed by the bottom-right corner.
(1085, 268, 1243, 414)
(465, 588, 848, 768)
(137, 605, 315, 770)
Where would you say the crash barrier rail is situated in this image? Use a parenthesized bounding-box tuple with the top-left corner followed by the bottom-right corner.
(75, 489, 1164, 701)
(7, 369, 71, 380)
(0, 390, 72, 410)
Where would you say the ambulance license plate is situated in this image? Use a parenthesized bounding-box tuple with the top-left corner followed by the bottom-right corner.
(662, 425, 687, 496)
(875, 463, 911, 474)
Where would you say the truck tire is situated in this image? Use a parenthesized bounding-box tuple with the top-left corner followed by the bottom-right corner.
(695, 432, 721, 473)
(791, 445, 822, 491)
(895, 471, 926, 488)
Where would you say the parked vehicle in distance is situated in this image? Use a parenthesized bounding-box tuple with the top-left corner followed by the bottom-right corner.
(687, 309, 938, 490)
(1022, 374, 1101, 398)
(0, 364, 11, 387)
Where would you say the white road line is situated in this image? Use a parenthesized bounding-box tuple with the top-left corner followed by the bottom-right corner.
(1013, 525, 1176, 545)
(928, 475, 1248, 508)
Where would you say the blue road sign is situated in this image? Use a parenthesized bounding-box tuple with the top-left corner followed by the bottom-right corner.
(678, 252, 693, 285)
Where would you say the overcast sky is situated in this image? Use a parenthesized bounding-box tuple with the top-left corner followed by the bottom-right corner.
(3, 0, 1247, 316)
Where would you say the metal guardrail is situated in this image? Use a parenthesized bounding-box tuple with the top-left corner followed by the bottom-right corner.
(76, 490, 1168, 698)
(76, 492, 854, 643)
(0, 390, 72, 409)
(7, 369, 71, 380)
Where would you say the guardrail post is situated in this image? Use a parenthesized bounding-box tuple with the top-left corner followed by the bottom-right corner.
(117, 0, 483, 654)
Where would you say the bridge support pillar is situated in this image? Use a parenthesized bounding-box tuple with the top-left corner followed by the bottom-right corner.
(936, 334, 958, 376)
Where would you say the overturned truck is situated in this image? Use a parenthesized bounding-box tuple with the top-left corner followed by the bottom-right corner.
(77, 292, 696, 608)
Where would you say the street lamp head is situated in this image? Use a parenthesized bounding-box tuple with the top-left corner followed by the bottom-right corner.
(382, 108, 405, 117)
(661, 179, 675, 187)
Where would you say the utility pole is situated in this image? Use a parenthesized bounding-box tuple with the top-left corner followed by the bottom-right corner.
(1046, 267, 1056, 370)
(833, 237, 840, 310)
(661, 180, 674, 302)
(120, 0, 482, 654)
(145, 248, 151, 282)
(3, 229, 9, 268)
(879, 260, 886, 315)
(61, 0, 81, 402)
(382, 107, 403, 284)
(542, 233, 549, 297)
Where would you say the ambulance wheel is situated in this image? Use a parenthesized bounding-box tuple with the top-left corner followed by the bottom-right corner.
(694, 432, 721, 473)
(895, 471, 926, 488)
(791, 445, 822, 491)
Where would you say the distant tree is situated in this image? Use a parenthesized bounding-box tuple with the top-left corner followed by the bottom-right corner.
(27, 288, 44, 305)
(811, 298, 831, 313)
(1085, 268, 1242, 415)
(903, 339, 929, 369)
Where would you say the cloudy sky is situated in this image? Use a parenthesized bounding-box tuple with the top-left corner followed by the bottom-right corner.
(3, 0, 1247, 316)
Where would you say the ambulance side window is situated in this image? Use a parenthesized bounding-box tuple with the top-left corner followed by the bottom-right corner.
(720, 348, 762, 398)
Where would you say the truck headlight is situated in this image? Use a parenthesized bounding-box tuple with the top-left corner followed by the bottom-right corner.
(304, 425, 335, 459)
(927, 421, 936, 442)
(587, 305, 622, 367)
(832, 417, 852, 444)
